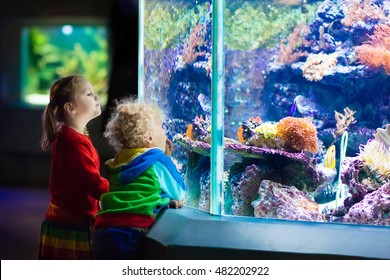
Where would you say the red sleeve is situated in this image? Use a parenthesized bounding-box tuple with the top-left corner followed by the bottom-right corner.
(67, 139, 109, 200)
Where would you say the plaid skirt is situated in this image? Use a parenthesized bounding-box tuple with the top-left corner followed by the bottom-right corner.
(38, 204, 93, 260)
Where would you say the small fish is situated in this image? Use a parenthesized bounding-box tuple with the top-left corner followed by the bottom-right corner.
(237, 126, 246, 144)
(323, 145, 336, 169)
(197, 93, 211, 113)
(185, 124, 194, 140)
(290, 99, 297, 116)
(294, 95, 318, 118)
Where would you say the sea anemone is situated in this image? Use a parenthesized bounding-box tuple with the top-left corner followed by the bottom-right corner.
(276, 117, 319, 154)
(359, 139, 390, 181)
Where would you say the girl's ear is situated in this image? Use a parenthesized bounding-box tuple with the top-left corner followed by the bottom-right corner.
(64, 102, 76, 114)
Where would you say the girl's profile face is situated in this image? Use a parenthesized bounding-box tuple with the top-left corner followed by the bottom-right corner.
(73, 81, 102, 121)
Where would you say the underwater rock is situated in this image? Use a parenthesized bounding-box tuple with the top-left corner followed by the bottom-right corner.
(341, 157, 383, 207)
(198, 171, 211, 212)
(226, 142, 325, 192)
(317, 0, 345, 22)
(230, 164, 263, 216)
(343, 183, 390, 226)
(252, 180, 324, 222)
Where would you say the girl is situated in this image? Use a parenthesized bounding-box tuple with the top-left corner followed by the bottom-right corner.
(39, 75, 109, 259)
(92, 98, 186, 259)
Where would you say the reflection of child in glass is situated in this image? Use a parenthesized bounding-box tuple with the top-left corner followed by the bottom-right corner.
(38, 75, 109, 259)
(93, 99, 186, 259)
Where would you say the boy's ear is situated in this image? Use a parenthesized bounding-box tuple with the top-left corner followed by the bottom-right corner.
(64, 102, 76, 114)
(143, 131, 153, 144)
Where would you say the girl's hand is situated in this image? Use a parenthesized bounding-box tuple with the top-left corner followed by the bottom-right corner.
(169, 200, 184, 209)
(165, 139, 174, 157)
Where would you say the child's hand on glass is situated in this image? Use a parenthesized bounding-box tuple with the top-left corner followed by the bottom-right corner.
(165, 139, 174, 157)
(169, 200, 184, 209)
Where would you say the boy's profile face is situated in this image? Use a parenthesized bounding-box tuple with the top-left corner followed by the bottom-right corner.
(150, 117, 167, 152)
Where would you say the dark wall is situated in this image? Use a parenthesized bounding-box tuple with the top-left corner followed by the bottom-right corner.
(0, 0, 138, 186)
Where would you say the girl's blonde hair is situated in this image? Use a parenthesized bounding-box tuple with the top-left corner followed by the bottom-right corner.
(40, 75, 88, 150)
(104, 98, 165, 151)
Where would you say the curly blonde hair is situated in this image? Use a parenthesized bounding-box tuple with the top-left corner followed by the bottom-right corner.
(104, 98, 166, 151)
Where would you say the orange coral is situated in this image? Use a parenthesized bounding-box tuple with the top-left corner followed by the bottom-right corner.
(249, 116, 262, 123)
(276, 117, 319, 154)
(355, 24, 390, 75)
(275, 23, 309, 64)
(341, 0, 385, 27)
(182, 24, 207, 64)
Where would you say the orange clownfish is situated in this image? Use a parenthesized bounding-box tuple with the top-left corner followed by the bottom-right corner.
(237, 126, 246, 144)
(185, 124, 194, 140)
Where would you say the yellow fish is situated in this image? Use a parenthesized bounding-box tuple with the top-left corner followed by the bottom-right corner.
(323, 144, 336, 169)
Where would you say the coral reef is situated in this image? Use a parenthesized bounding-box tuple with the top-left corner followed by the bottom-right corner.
(252, 180, 324, 222)
(144, 0, 390, 228)
(302, 52, 338, 81)
(263, 0, 390, 152)
(276, 117, 319, 153)
(174, 133, 211, 157)
(355, 24, 390, 75)
(341, 0, 386, 27)
(225, 1, 319, 50)
(226, 142, 325, 192)
(181, 24, 207, 65)
(144, 1, 211, 50)
(275, 23, 310, 64)
(343, 183, 390, 225)
(341, 157, 381, 204)
(237, 118, 284, 150)
(332, 107, 357, 139)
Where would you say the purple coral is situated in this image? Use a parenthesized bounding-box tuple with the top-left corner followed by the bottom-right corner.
(341, 156, 383, 203)
(344, 183, 390, 225)
(226, 142, 326, 192)
(252, 180, 323, 222)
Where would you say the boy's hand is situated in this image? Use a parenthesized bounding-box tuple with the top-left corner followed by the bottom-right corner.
(165, 139, 174, 157)
(169, 200, 184, 209)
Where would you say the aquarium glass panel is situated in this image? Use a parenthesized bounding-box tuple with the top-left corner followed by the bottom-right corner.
(141, 0, 213, 210)
(21, 25, 109, 105)
(141, 0, 390, 227)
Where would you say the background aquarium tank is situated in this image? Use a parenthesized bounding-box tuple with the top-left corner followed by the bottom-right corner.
(140, 0, 390, 227)
(21, 24, 109, 105)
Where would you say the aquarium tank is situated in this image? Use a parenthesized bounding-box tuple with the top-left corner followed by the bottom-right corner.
(140, 0, 390, 226)
(21, 24, 109, 105)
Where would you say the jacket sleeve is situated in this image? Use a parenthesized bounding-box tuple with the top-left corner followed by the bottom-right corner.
(153, 157, 186, 200)
(68, 139, 109, 200)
